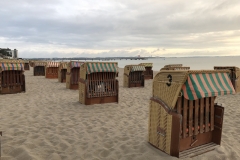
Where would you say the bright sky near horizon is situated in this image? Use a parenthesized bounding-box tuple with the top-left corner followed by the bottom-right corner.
(1, 0, 240, 58)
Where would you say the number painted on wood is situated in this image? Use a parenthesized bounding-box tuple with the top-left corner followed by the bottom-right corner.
(166, 74, 172, 87)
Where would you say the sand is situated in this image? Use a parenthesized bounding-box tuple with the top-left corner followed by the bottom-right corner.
(0, 68, 240, 160)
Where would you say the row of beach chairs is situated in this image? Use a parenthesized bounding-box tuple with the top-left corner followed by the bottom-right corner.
(0, 60, 238, 158)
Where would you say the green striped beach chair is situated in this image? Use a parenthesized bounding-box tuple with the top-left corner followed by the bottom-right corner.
(79, 62, 119, 105)
(148, 69, 235, 158)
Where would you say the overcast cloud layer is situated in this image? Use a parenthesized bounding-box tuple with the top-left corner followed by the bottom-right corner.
(1, 0, 240, 58)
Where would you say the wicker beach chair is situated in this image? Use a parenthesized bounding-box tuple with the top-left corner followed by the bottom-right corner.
(45, 62, 59, 79)
(0, 62, 26, 94)
(29, 61, 35, 67)
(139, 63, 153, 80)
(123, 65, 145, 88)
(148, 69, 235, 158)
(79, 62, 119, 105)
(58, 62, 68, 83)
(33, 62, 46, 76)
(160, 66, 190, 71)
(214, 66, 240, 93)
(66, 61, 84, 90)
(164, 64, 183, 68)
(23, 61, 30, 70)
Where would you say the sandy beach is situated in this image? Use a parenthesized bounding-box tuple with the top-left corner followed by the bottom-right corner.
(1, 68, 240, 160)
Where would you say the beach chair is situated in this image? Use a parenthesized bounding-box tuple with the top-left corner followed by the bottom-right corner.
(148, 70, 235, 158)
(160, 66, 190, 71)
(58, 62, 68, 83)
(66, 61, 84, 90)
(0, 62, 26, 94)
(123, 65, 145, 88)
(33, 62, 46, 76)
(139, 63, 153, 80)
(29, 61, 35, 67)
(164, 64, 183, 68)
(214, 66, 240, 93)
(79, 62, 119, 105)
(45, 62, 59, 79)
(24, 61, 30, 70)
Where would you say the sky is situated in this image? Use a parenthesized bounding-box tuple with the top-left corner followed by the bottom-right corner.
(1, 0, 240, 58)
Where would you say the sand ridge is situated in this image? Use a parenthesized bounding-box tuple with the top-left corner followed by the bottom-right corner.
(0, 68, 240, 160)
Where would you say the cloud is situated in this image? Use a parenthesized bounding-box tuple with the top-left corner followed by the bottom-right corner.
(0, 0, 240, 57)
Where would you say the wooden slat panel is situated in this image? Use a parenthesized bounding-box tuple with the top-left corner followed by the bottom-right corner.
(210, 97, 215, 131)
(200, 98, 204, 133)
(194, 99, 199, 135)
(183, 98, 188, 138)
(189, 100, 193, 137)
(205, 98, 210, 132)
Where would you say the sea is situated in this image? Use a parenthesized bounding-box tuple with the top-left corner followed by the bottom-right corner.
(72, 56, 240, 71)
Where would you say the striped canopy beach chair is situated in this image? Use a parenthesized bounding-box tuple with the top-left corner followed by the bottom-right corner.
(148, 70, 235, 158)
(66, 61, 84, 90)
(0, 62, 26, 94)
(160, 64, 190, 71)
(45, 61, 59, 79)
(23, 60, 30, 70)
(214, 66, 240, 93)
(79, 62, 119, 105)
(139, 63, 153, 80)
(123, 65, 145, 88)
(58, 62, 68, 83)
(33, 62, 46, 76)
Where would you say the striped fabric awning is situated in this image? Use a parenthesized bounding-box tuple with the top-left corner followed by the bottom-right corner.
(87, 63, 118, 74)
(0, 63, 24, 72)
(139, 63, 153, 67)
(130, 65, 146, 72)
(47, 62, 59, 67)
(60, 63, 68, 69)
(182, 73, 235, 100)
(71, 61, 84, 68)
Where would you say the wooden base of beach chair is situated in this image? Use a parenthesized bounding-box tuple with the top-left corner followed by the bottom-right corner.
(84, 95, 118, 105)
(69, 84, 79, 90)
(45, 74, 58, 79)
(179, 142, 218, 158)
(129, 82, 144, 88)
(144, 75, 153, 80)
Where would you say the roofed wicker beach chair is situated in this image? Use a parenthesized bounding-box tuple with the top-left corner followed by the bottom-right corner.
(139, 63, 153, 80)
(66, 61, 84, 90)
(23, 60, 30, 70)
(164, 64, 183, 68)
(29, 61, 35, 67)
(123, 65, 145, 88)
(45, 62, 59, 79)
(148, 69, 235, 158)
(161, 64, 190, 71)
(0, 62, 26, 94)
(33, 62, 46, 76)
(214, 66, 240, 93)
(79, 62, 119, 105)
(58, 62, 68, 83)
